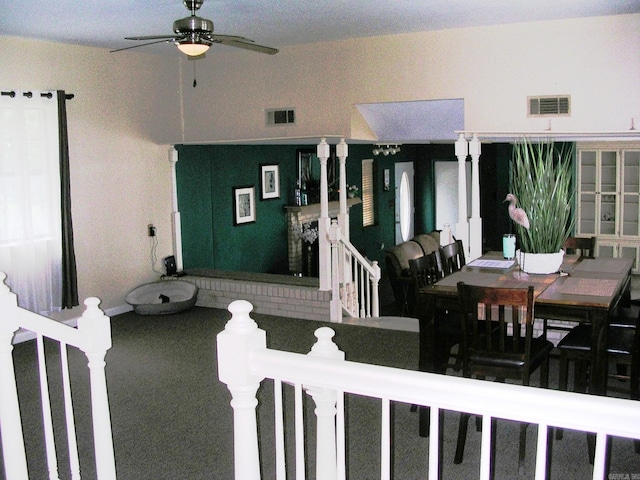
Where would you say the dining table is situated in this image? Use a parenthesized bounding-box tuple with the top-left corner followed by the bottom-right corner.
(416, 251, 633, 392)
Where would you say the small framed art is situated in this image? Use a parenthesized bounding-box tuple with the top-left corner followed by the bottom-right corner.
(260, 164, 280, 200)
(233, 186, 256, 225)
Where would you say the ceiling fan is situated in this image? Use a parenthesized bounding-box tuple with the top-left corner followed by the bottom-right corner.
(111, 0, 278, 57)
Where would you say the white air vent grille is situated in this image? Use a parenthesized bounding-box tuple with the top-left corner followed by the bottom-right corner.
(266, 108, 295, 126)
(528, 96, 570, 116)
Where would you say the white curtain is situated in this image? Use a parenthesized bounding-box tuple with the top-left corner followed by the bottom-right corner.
(0, 91, 62, 314)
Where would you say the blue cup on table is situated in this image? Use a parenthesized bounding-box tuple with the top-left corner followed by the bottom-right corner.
(503, 234, 516, 259)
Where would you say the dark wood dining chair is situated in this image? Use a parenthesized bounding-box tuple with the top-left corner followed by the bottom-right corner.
(409, 253, 461, 373)
(454, 282, 554, 475)
(562, 236, 596, 257)
(555, 305, 640, 459)
(543, 236, 597, 341)
(439, 239, 466, 276)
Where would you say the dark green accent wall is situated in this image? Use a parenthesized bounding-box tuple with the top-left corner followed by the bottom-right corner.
(175, 143, 516, 274)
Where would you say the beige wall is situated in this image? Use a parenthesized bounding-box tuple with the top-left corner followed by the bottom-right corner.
(1, 12, 638, 312)
(0, 36, 180, 314)
(177, 14, 640, 143)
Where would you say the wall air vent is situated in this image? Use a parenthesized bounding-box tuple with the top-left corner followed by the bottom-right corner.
(266, 108, 295, 126)
(528, 96, 570, 116)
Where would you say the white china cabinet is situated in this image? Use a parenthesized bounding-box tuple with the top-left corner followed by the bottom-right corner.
(576, 143, 640, 271)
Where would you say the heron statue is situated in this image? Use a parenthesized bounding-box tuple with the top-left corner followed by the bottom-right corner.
(504, 193, 530, 229)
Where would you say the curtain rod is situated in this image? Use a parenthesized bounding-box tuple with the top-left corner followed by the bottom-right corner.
(0, 90, 74, 100)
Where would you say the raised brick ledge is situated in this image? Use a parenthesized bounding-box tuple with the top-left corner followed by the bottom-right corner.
(186, 274, 331, 322)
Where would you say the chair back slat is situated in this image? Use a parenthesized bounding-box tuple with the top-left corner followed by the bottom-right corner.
(563, 236, 596, 257)
(439, 240, 466, 276)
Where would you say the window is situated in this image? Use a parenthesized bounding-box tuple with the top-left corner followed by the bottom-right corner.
(362, 159, 374, 227)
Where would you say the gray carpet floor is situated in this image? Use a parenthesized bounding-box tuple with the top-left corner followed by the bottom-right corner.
(3, 306, 639, 479)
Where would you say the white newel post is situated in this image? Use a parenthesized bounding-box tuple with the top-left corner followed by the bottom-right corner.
(454, 133, 470, 256)
(329, 220, 342, 323)
(169, 147, 184, 272)
(217, 300, 266, 480)
(0, 272, 29, 479)
(468, 134, 482, 261)
(318, 138, 331, 291)
(78, 297, 117, 480)
(306, 327, 345, 480)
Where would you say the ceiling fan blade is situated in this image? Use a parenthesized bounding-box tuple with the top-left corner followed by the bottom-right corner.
(207, 34, 279, 55)
(124, 35, 180, 41)
(110, 38, 176, 53)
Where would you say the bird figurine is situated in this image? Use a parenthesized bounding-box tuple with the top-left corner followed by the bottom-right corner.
(504, 193, 530, 229)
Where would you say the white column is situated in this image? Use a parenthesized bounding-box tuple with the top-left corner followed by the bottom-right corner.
(317, 138, 331, 290)
(217, 300, 266, 480)
(454, 133, 470, 255)
(168, 148, 184, 272)
(336, 139, 349, 241)
(0, 273, 29, 479)
(306, 327, 345, 480)
(468, 134, 483, 261)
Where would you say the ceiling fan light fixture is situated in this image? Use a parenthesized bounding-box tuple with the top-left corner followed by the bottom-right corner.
(176, 39, 210, 56)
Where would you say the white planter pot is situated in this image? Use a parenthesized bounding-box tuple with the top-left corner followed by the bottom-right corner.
(515, 249, 564, 274)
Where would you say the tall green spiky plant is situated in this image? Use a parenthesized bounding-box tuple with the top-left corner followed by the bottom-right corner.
(510, 139, 575, 253)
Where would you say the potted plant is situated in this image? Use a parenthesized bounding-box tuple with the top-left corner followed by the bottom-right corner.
(508, 138, 575, 274)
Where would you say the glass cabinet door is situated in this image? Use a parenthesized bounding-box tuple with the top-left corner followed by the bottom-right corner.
(578, 151, 597, 235)
(622, 150, 640, 237)
(598, 151, 618, 235)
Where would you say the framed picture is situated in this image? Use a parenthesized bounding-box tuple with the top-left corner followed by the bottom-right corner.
(260, 164, 280, 200)
(233, 186, 256, 225)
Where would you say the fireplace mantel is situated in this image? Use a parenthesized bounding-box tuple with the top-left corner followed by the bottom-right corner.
(284, 197, 362, 217)
(285, 198, 362, 275)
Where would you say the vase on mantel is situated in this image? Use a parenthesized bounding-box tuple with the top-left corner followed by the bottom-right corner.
(515, 249, 564, 274)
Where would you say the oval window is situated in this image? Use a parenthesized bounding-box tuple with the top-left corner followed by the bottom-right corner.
(399, 172, 411, 241)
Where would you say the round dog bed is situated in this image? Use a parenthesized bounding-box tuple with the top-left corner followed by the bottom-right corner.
(125, 280, 199, 315)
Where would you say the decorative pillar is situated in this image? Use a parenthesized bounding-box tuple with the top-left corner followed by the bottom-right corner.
(336, 139, 349, 241)
(468, 134, 483, 261)
(169, 148, 184, 272)
(306, 327, 345, 479)
(217, 300, 266, 480)
(317, 138, 331, 290)
(454, 133, 470, 255)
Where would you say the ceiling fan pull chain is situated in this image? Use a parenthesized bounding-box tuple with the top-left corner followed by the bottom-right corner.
(193, 60, 197, 88)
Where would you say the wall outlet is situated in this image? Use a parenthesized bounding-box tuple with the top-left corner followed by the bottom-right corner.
(148, 224, 156, 237)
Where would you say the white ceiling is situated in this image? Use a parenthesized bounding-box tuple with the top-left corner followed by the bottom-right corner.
(1, 0, 640, 55)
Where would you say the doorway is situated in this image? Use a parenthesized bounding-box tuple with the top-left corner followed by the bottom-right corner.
(395, 162, 414, 244)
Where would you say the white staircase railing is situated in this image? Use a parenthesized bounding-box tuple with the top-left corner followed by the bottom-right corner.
(218, 299, 640, 480)
(0, 272, 116, 480)
(329, 220, 381, 322)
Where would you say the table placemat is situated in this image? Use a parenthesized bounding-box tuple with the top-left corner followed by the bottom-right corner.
(558, 277, 619, 297)
(572, 258, 628, 274)
(437, 272, 503, 287)
(468, 259, 515, 269)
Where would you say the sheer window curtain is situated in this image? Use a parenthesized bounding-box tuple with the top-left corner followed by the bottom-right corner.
(0, 90, 77, 314)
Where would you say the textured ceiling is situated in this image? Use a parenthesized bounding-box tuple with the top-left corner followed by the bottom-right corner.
(1, 0, 639, 55)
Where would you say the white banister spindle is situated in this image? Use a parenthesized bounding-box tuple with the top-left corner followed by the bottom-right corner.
(454, 133, 469, 254)
(0, 272, 29, 480)
(78, 297, 116, 480)
(317, 138, 331, 291)
(307, 327, 345, 480)
(217, 300, 266, 480)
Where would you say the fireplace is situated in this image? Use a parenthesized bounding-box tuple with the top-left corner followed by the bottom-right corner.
(285, 198, 361, 275)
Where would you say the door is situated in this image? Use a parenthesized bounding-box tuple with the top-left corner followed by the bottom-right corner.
(395, 162, 414, 244)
